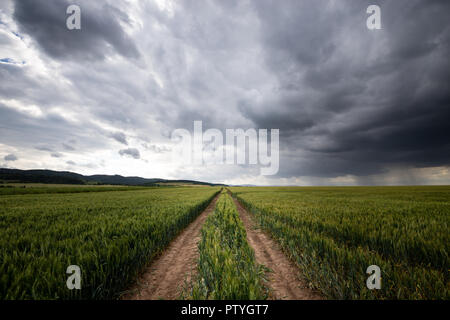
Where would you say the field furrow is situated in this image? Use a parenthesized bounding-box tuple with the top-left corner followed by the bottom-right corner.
(123, 193, 220, 300)
(230, 192, 321, 300)
(230, 186, 449, 300)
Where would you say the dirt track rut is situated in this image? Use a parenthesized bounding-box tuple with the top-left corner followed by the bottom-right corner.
(231, 195, 322, 300)
(123, 194, 219, 300)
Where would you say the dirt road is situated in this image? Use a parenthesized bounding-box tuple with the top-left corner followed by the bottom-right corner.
(231, 195, 322, 300)
(123, 194, 219, 300)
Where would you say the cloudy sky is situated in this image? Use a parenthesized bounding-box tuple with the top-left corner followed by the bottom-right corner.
(0, 0, 449, 185)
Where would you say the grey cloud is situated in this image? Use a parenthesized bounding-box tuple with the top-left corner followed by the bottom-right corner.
(62, 143, 75, 151)
(110, 132, 128, 145)
(80, 162, 98, 169)
(66, 160, 76, 165)
(4, 154, 18, 161)
(142, 143, 171, 153)
(51, 152, 64, 158)
(13, 0, 140, 61)
(0, 103, 113, 157)
(35, 145, 54, 152)
(2, 0, 449, 184)
(0, 54, 72, 105)
(118, 148, 140, 159)
(242, 0, 450, 179)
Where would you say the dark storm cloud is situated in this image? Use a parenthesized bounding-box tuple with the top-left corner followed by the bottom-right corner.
(2, 0, 449, 184)
(118, 148, 140, 159)
(240, 0, 450, 178)
(13, 0, 140, 61)
(4, 154, 17, 161)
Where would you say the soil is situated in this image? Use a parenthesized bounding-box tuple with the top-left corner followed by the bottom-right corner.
(230, 195, 322, 300)
(123, 191, 321, 300)
(122, 194, 219, 300)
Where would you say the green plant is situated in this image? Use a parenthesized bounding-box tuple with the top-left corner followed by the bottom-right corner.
(0, 187, 220, 299)
(190, 192, 267, 300)
(230, 186, 449, 300)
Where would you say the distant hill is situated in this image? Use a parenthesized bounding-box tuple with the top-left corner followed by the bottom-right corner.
(0, 168, 226, 187)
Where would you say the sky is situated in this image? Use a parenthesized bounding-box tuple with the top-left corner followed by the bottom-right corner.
(0, 0, 449, 186)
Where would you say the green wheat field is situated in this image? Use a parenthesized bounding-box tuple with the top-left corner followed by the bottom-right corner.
(0, 185, 448, 299)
